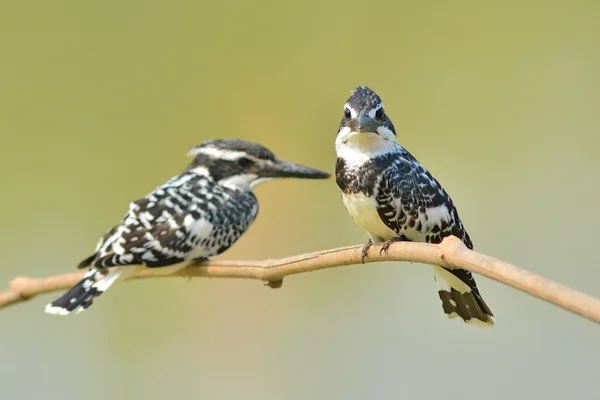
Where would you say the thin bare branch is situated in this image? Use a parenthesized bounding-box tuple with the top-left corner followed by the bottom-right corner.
(2, 236, 599, 324)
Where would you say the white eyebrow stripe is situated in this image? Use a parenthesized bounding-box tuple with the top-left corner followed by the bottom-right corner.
(188, 147, 265, 163)
(189, 147, 246, 160)
(367, 102, 385, 118)
(344, 103, 358, 119)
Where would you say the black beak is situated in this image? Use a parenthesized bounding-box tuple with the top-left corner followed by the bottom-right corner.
(262, 158, 330, 179)
(348, 112, 379, 134)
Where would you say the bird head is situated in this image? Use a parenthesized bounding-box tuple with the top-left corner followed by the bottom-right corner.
(186, 139, 330, 189)
(336, 86, 397, 161)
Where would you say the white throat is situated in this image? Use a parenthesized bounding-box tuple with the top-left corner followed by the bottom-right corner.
(219, 174, 271, 191)
(335, 127, 398, 165)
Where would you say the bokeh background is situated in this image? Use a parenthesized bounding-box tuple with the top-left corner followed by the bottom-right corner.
(1, 1, 599, 399)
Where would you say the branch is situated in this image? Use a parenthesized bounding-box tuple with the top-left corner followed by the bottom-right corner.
(2, 236, 600, 324)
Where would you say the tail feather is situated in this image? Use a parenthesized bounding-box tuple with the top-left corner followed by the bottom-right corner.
(432, 265, 495, 327)
(45, 266, 136, 315)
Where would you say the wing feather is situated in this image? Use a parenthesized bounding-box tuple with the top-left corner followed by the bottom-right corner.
(375, 150, 477, 290)
(82, 172, 258, 268)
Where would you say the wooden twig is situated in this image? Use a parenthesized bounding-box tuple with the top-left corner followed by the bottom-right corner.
(2, 236, 599, 323)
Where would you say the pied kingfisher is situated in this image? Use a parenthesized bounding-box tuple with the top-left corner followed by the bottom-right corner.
(46, 139, 329, 315)
(335, 86, 494, 326)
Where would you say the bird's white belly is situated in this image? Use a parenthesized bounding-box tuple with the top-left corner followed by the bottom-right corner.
(341, 192, 397, 241)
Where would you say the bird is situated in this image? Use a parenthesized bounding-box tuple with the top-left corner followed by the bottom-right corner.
(45, 139, 330, 315)
(334, 86, 495, 326)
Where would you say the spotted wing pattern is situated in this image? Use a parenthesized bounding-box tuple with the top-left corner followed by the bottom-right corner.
(373, 148, 494, 324)
(375, 149, 477, 284)
(81, 171, 259, 269)
(376, 150, 471, 245)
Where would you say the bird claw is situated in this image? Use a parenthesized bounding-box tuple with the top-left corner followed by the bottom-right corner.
(361, 239, 373, 263)
(379, 236, 407, 255)
(190, 257, 208, 266)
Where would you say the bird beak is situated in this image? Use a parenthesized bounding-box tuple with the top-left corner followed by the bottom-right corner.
(262, 158, 330, 179)
(348, 112, 379, 134)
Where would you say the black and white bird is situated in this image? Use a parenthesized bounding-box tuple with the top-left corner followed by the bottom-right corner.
(45, 139, 329, 315)
(335, 86, 495, 326)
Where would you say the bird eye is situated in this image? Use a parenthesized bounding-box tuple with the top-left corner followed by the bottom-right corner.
(375, 108, 384, 119)
(236, 157, 252, 167)
(344, 108, 352, 119)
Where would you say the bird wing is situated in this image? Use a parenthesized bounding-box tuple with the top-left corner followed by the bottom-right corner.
(374, 150, 481, 293)
(375, 150, 472, 247)
(83, 172, 258, 268)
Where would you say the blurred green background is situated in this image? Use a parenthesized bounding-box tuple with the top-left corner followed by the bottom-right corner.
(1, 1, 599, 399)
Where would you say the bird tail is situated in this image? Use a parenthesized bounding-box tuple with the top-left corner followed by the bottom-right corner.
(45, 266, 136, 315)
(432, 265, 495, 327)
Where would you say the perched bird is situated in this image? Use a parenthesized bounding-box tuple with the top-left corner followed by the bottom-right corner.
(46, 139, 329, 315)
(335, 86, 494, 326)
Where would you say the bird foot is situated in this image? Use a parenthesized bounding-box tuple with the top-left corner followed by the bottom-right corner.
(361, 239, 374, 264)
(379, 236, 409, 255)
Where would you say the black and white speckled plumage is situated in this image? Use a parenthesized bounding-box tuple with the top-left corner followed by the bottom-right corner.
(335, 86, 494, 326)
(84, 171, 259, 269)
(46, 139, 329, 315)
(337, 149, 472, 247)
